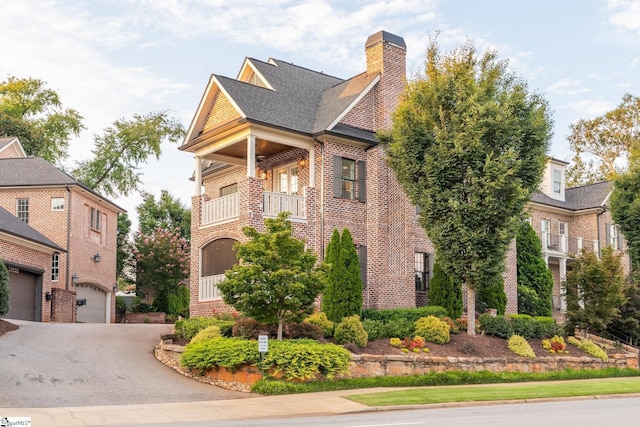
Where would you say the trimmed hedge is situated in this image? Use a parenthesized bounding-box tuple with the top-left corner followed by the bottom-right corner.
(362, 306, 447, 323)
(180, 337, 351, 380)
(174, 317, 235, 340)
(479, 314, 559, 339)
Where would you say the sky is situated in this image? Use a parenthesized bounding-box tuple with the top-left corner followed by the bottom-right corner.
(1, 0, 639, 231)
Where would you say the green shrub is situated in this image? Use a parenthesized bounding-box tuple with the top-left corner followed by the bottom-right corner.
(166, 286, 189, 318)
(115, 296, 128, 314)
(535, 316, 560, 338)
(260, 340, 351, 380)
(382, 318, 414, 338)
(509, 314, 536, 338)
(479, 314, 513, 338)
(304, 312, 334, 338)
(181, 337, 350, 380)
(175, 317, 233, 340)
(441, 317, 460, 334)
(362, 306, 447, 323)
(567, 337, 608, 361)
(189, 325, 221, 345)
(0, 260, 9, 317)
(414, 316, 450, 344)
(334, 315, 368, 347)
(508, 335, 535, 358)
(362, 319, 385, 341)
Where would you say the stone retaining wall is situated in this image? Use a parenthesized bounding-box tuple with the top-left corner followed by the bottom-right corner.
(155, 340, 638, 389)
(122, 312, 166, 324)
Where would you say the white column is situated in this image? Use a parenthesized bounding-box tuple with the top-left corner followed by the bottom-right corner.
(543, 255, 549, 266)
(247, 135, 256, 177)
(559, 258, 567, 311)
(194, 156, 202, 196)
(308, 146, 315, 188)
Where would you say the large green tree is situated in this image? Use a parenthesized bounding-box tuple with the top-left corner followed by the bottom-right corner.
(566, 93, 640, 186)
(428, 262, 463, 318)
(0, 260, 10, 316)
(0, 76, 84, 163)
(73, 112, 184, 198)
(610, 165, 640, 270)
(218, 212, 325, 340)
(564, 247, 626, 334)
(321, 228, 363, 322)
(382, 39, 552, 335)
(516, 220, 554, 316)
(607, 277, 640, 345)
(116, 213, 135, 288)
(136, 189, 191, 242)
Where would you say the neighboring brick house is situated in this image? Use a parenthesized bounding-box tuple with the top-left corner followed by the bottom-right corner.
(0, 140, 124, 323)
(526, 158, 631, 313)
(179, 30, 520, 318)
(0, 137, 27, 159)
(0, 205, 66, 322)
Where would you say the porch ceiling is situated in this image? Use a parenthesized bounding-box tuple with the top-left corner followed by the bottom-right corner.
(207, 138, 292, 161)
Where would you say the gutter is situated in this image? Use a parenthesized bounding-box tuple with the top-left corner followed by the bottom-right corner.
(65, 185, 71, 290)
(313, 137, 325, 261)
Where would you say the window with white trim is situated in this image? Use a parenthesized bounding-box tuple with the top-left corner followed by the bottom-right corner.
(16, 198, 29, 223)
(275, 165, 298, 195)
(51, 253, 59, 281)
(553, 169, 562, 194)
(51, 197, 65, 211)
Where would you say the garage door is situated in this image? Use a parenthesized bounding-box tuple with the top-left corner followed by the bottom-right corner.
(76, 283, 107, 323)
(4, 270, 37, 321)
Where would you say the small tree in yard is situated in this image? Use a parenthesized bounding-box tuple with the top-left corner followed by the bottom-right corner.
(218, 212, 325, 340)
(428, 262, 463, 318)
(516, 220, 553, 316)
(0, 260, 10, 316)
(322, 228, 363, 322)
(133, 227, 190, 315)
(382, 39, 552, 335)
(564, 247, 626, 334)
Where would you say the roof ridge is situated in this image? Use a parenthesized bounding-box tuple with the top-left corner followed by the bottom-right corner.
(267, 58, 344, 81)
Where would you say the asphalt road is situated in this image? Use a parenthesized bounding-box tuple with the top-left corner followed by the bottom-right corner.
(0, 320, 249, 408)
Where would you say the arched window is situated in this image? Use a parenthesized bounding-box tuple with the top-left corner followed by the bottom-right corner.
(201, 238, 238, 277)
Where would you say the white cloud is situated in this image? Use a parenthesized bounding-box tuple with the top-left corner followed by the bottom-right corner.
(565, 99, 614, 118)
(607, 0, 640, 36)
(546, 79, 590, 95)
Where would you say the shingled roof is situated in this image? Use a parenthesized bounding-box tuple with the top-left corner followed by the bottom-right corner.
(530, 181, 612, 211)
(0, 157, 125, 212)
(0, 206, 65, 252)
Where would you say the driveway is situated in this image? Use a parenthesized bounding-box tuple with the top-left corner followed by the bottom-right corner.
(0, 320, 249, 408)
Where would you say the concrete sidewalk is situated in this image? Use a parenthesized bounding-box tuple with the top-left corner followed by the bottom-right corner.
(1, 388, 379, 426)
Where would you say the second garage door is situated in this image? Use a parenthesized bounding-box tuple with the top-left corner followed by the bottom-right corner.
(76, 283, 107, 323)
(4, 270, 39, 321)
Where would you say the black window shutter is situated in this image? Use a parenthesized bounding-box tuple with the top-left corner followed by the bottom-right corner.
(333, 155, 343, 198)
(358, 245, 367, 288)
(357, 160, 366, 202)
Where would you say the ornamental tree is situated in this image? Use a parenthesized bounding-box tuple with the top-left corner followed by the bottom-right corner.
(218, 212, 325, 340)
(133, 227, 190, 314)
(610, 165, 640, 270)
(564, 247, 626, 334)
(516, 220, 554, 316)
(322, 228, 363, 322)
(381, 39, 552, 335)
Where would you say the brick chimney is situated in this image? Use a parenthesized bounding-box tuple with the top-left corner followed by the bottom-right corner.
(365, 31, 406, 130)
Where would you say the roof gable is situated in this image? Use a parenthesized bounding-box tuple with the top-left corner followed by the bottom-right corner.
(0, 137, 27, 159)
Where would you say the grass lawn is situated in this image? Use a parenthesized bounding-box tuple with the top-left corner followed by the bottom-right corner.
(346, 377, 640, 406)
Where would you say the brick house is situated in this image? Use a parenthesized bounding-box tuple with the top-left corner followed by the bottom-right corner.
(0, 138, 124, 323)
(179, 30, 520, 318)
(526, 158, 631, 312)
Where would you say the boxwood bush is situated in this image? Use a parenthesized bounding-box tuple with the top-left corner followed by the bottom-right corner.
(479, 314, 513, 338)
(414, 316, 450, 344)
(175, 317, 235, 340)
(334, 315, 368, 347)
(480, 314, 559, 339)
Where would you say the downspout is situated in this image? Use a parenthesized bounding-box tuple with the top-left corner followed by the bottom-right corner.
(313, 137, 325, 261)
(65, 185, 71, 290)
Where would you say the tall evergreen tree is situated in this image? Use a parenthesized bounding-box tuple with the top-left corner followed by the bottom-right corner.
(476, 272, 507, 315)
(0, 260, 10, 316)
(428, 262, 463, 318)
(516, 220, 554, 316)
(322, 228, 363, 322)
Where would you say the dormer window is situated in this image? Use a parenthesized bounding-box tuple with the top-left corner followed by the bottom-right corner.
(553, 169, 562, 194)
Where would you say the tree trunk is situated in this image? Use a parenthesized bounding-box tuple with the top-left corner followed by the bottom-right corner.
(467, 286, 476, 336)
(277, 319, 284, 340)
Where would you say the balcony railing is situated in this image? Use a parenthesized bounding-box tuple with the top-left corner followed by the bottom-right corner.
(201, 193, 239, 226)
(539, 232, 599, 255)
(263, 192, 305, 220)
(199, 274, 226, 301)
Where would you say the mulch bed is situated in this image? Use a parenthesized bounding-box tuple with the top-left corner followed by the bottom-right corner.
(0, 319, 19, 337)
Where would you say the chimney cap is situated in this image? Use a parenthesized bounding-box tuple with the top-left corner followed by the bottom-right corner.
(365, 31, 406, 50)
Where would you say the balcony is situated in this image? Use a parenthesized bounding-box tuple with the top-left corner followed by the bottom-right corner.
(539, 232, 599, 256)
(200, 188, 306, 226)
(199, 274, 226, 301)
(263, 191, 305, 221)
